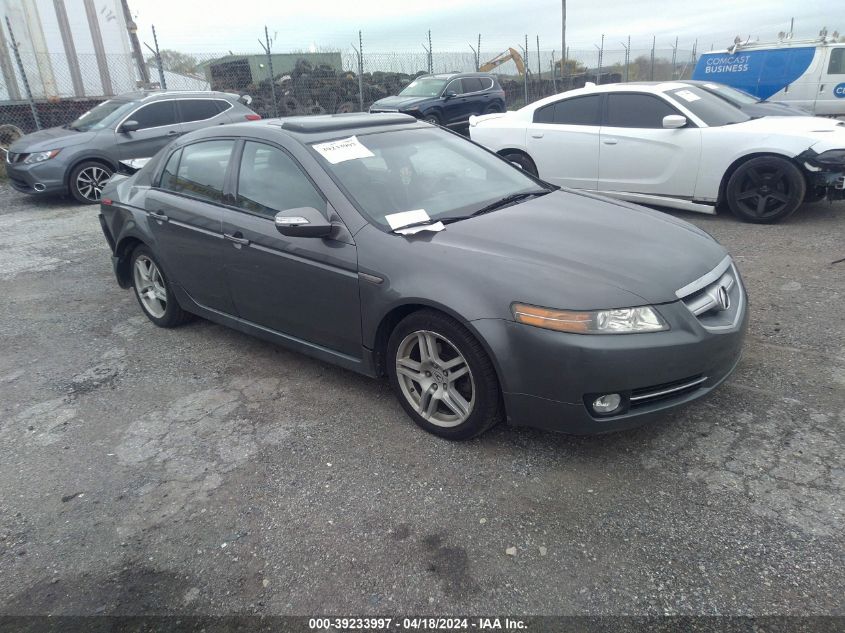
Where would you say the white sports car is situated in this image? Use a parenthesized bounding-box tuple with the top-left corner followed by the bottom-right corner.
(469, 82, 845, 223)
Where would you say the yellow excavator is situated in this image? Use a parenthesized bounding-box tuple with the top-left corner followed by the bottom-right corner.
(479, 48, 526, 75)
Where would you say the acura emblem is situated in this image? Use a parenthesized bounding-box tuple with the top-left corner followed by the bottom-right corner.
(716, 285, 731, 311)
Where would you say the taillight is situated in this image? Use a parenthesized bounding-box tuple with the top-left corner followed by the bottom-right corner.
(245, 114, 261, 121)
(101, 198, 113, 206)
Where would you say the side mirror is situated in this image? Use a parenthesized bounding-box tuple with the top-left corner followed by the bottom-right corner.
(274, 207, 332, 238)
(662, 115, 687, 129)
(443, 90, 457, 100)
(120, 120, 139, 133)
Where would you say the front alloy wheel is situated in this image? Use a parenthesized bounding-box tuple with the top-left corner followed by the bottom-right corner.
(69, 161, 113, 203)
(395, 330, 475, 427)
(387, 310, 502, 440)
(725, 156, 806, 223)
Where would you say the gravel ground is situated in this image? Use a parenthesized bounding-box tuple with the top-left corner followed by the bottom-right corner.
(0, 184, 843, 617)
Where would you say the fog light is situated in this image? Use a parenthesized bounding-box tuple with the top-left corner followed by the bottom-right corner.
(592, 393, 622, 415)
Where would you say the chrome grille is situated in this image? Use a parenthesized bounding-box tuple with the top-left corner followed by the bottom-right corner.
(630, 374, 707, 408)
(676, 256, 744, 331)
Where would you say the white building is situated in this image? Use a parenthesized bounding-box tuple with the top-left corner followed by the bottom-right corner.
(0, 0, 207, 102)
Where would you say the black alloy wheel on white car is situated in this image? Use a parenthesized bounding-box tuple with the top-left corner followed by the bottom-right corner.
(724, 156, 806, 223)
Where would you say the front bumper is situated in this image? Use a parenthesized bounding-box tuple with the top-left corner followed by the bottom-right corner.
(472, 290, 748, 435)
(5, 159, 67, 195)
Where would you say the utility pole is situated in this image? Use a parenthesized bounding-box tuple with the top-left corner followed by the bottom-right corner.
(4, 17, 40, 130)
(536, 35, 541, 97)
(561, 0, 566, 83)
(120, 0, 150, 85)
(258, 26, 278, 117)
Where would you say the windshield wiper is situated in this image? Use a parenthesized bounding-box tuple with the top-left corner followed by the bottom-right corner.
(468, 190, 551, 217)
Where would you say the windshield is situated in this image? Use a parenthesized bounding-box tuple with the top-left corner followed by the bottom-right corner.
(699, 82, 759, 106)
(69, 99, 137, 131)
(399, 77, 448, 98)
(666, 86, 750, 126)
(312, 127, 546, 229)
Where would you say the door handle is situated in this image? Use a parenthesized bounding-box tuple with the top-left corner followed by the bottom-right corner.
(531, 132, 544, 139)
(602, 138, 619, 145)
(224, 232, 250, 246)
(148, 211, 169, 222)
(166, 130, 182, 136)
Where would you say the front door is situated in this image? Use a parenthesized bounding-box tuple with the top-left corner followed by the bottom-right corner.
(221, 140, 362, 357)
(817, 46, 845, 115)
(144, 139, 236, 314)
(597, 92, 701, 198)
(117, 100, 183, 160)
(525, 93, 602, 189)
(441, 78, 468, 126)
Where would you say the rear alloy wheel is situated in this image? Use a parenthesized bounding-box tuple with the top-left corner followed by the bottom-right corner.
(387, 310, 502, 440)
(501, 151, 538, 177)
(69, 161, 113, 204)
(725, 156, 806, 223)
(423, 114, 441, 126)
(130, 245, 191, 328)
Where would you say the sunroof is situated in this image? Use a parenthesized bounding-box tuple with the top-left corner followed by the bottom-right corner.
(276, 113, 416, 133)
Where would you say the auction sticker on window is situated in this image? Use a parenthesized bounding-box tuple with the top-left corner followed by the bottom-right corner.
(312, 136, 375, 164)
(674, 89, 701, 102)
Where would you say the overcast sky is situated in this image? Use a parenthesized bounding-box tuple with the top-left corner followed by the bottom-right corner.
(130, 0, 837, 55)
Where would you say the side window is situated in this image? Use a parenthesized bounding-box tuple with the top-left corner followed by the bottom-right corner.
(552, 95, 602, 125)
(605, 93, 678, 128)
(159, 148, 181, 189)
(214, 99, 233, 113)
(480, 78, 494, 91)
(829, 48, 845, 75)
(178, 99, 221, 123)
(236, 141, 326, 217)
(163, 140, 235, 203)
(533, 103, 555, 123)
(461, 77, 484, 93)
(445, 79, 462, 95)
(130, 101, 178, 130)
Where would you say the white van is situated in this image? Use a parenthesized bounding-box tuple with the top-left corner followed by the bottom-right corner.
(692, 39, 845, 116)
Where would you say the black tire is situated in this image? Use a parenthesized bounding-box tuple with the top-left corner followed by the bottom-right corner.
(501, 150, 538, 176)
(423, 113, 441, 126)
(130, 245, 192, 328)
(483, 104, 502, 114)
(387, 310, 502, 440)
(68, 160, 113, 204)
(725, 156, 806, 224)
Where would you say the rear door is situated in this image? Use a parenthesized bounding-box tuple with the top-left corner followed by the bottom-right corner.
(220, 139, 362, 357)
(597, 92, 701, 197)
(525, 94, 602, 189)
(177, 98, 230, 134)
(117, 100, 183, 159)
(144, 139, 236, 314)
(460, 77, 488, 118)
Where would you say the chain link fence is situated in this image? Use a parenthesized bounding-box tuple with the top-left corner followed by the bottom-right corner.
(0, 42, 697, 138)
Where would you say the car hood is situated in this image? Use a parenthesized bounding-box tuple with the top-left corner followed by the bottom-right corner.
(9, 126, 100, 152)
(726, 115, 845, 147)
(742, 102, 808, 117)
(371, 95, 433, 110)
(366, 191, 728, 313)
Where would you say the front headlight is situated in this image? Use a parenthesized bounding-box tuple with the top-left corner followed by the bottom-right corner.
(814, 149, 845, 167)
(512, 303, 669, 334)
(24, 149, 60, 164)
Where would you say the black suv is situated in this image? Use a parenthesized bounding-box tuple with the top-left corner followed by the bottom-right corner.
(369, 73, 505, 128)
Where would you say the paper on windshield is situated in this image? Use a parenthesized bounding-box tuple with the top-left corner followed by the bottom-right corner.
(384, 209, 445, 235)
(312, 136, 375, 164)
(674, 89, 701, 102)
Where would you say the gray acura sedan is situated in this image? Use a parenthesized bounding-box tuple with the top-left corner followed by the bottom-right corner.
(98, 113, 747, 440)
